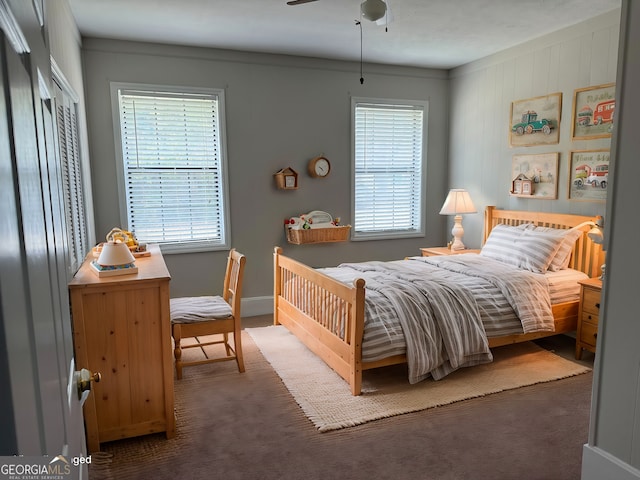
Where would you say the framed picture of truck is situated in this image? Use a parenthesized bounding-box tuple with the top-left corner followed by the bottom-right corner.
(571, 83, 615, 140)
(509, 93, 562, 147)
(568, 149, 609, 202)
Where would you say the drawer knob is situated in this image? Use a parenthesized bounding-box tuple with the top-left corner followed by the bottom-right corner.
(595, 302, 600, 309)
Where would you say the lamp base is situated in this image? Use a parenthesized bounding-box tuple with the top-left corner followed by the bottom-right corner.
(450, 214, 466, 250)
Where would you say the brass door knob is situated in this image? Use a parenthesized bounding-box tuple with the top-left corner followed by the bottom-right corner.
(76, 368, 101, 399)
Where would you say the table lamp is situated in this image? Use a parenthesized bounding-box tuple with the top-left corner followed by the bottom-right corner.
(439, 189, 477, 251)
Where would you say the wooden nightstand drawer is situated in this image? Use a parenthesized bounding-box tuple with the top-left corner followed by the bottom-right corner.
(582, 288, 602, 315)
(581, 311, 599, 326)
(575, 277, 602, 360)
(580, 319, 599, 348)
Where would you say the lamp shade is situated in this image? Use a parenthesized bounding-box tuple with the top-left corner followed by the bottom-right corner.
(97, 241, 136, 266)
(439, 189, 477, 215)
(587, 217, 604, 245)
(361, 0, 386, 21)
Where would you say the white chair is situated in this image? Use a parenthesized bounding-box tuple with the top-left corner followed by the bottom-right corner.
(170, 249, 246, 379)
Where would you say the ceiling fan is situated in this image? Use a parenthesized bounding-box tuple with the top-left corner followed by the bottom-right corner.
(286, 0, 392, 25)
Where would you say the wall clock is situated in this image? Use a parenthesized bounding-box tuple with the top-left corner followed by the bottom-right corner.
(308, 156, 331, 178)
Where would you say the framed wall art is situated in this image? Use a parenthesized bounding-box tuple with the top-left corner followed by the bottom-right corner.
(510, 152, 559, 199)
(509, 93, 562, 147)
(571, 83, 616, 140)
(568, 150, 609, 202)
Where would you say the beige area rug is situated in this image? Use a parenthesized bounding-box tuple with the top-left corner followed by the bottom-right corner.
(246, 325, 591, 432)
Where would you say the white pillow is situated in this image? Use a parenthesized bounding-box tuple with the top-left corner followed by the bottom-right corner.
(481, 224, 565, 273)
(531, 226, 583, 271)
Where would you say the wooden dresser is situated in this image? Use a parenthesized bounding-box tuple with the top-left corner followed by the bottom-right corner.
(69, 244, 175, 452)
(575, 277, 603, 360)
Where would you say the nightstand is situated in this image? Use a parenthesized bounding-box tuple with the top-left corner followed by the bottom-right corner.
(575, 277, 603, 360)
(420, 247, 481, 257)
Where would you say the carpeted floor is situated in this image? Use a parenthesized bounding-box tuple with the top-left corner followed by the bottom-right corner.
(89, 315, 595, 480)
(246, 325, 591, 432)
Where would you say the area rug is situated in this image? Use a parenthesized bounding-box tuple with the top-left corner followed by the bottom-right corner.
(246, 325, 591, 432)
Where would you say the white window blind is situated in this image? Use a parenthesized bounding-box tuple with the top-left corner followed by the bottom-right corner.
(114, 86, 229, 252)
(352, 99, 426, 239)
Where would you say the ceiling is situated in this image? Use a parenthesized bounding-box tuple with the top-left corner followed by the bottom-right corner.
(67, 0, 621, 70)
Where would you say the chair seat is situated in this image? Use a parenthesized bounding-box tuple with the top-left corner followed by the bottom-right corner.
(170, 296, 232, 324)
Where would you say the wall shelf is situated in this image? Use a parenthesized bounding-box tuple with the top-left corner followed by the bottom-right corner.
(286, 226, 351, 244)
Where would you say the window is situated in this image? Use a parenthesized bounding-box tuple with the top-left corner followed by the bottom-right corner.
(112, 84, 230, 253)
(352, 98, 427, 240)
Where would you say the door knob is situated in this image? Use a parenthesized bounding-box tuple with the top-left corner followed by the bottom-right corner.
(75, 368, 101, 399)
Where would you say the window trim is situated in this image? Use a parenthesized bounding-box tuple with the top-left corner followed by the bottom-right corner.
(110, 82, 231, 254)
(350, 96, 428, 241)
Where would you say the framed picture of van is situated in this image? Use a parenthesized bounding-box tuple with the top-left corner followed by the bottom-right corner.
(571, 83, 616, 140)
(568, 149, 609, 202)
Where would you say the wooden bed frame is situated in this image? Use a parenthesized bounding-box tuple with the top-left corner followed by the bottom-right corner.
(273, 206, 605, 395)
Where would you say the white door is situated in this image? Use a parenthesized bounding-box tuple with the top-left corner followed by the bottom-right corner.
(0, 24, 88, 478)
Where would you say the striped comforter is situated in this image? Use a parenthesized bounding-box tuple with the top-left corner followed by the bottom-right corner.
(320, 254, 555, 384)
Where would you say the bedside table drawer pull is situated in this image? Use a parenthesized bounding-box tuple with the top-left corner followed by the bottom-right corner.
(595, 302, 600, 309)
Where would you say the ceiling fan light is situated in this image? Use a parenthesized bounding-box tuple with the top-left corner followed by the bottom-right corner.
(361, 0, 386, 22)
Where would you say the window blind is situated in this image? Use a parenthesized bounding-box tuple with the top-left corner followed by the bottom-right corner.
(353, 101, 425, 238)
(116, 88, 228, 250)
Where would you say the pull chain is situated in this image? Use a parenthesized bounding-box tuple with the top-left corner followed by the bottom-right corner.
(355, 20, 364, 84)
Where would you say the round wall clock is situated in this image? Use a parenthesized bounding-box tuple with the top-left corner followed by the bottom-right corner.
(308, 156, 331, 178)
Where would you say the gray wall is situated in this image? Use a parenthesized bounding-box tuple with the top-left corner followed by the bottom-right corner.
(583, 1, 640, 477)
(47, 1, 96, 248)
(447, 10, 620, 246)
(81, 39, 450, 308)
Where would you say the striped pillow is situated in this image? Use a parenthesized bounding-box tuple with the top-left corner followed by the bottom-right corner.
(480, 224, 564, 273)
(531, 226, 583, 271)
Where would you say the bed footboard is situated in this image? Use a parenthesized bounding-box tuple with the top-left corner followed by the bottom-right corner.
(274, 247, 365, 395)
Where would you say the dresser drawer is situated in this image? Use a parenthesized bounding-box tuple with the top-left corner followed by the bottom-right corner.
(582, 287, 602, 315)
(580, 319, 599, 348)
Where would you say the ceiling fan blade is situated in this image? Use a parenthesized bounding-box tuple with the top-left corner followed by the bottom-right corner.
(286, 0, 319, 5)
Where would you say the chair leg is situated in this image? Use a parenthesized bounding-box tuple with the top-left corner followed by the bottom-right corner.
(172, 324, 183, 380)
(223, 332, 232, 357)
(234, 330, 245, 373)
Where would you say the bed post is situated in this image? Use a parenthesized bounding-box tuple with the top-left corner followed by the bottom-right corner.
(483, 205, 495, 244)
(350, 278, 366, 396)
(274, 246, 282, 326)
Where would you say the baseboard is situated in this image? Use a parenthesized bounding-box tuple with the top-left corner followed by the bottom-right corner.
(242, 296, 273, 317)
(582, 445, 640, 480)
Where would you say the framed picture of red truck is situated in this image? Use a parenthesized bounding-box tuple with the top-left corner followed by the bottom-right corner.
(509, 93, 562, 147)
(569, 149, 609, 202)
(571, 83, 615, 140)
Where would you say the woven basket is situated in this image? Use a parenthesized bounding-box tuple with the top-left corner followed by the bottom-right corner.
(286, 226, 351, 244)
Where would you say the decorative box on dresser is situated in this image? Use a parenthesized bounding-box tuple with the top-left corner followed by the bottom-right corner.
(575, 277, 603, 360)
(420, 247, 481, 257)
(69, 244, 175, 452)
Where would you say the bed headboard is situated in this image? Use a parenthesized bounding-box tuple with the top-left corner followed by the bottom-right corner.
(483, 205, 605, 278)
